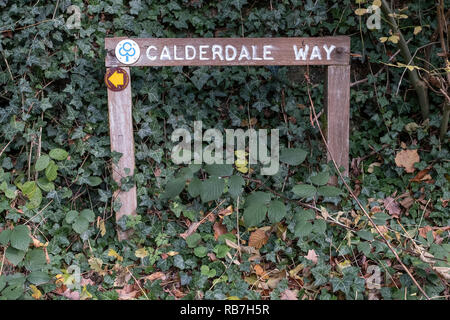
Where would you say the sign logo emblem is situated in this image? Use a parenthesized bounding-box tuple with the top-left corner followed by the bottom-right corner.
(115, 39, 140, 65)
(104, 67, 129, 91)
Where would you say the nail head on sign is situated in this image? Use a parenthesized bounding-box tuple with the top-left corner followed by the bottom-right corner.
(104, 67, 129, 91)
(115, 39, 141, 65)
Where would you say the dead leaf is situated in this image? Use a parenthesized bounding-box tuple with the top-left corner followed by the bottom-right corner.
(179, 221, 201, 239)
(280, 289, 298, 300)
(253, 264, 269, 280)
(410, 168, 432, 182)
(289, 264, 304, 280)
(116, 284, 139, 300)
(108, 249, 123, 261)
(383, 197, 402, 217)
(213, 221, 227, 241)
(218, 205, 233, 219)
(241, 117, 257, 127)
(30, 285, 42, 300)
(399, 196, 414, 210)
(395, 149, 419, 173)
(135, 248, 149, 258)
(433, 267, 450, 281)
(304, 249, 318, 265)
(248, 227, 270, 249)
(144, 272, 166, 282)
(113, 265, 131, 287)
(61, 288, 80, 300)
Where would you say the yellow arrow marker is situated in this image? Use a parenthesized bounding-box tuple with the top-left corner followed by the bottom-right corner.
(108, 71, 124, 87)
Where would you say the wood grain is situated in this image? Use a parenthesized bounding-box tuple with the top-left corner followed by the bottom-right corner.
(105, 37, 350, 67)
(106, 67, 137, 240)
(327, 65, 351, 178)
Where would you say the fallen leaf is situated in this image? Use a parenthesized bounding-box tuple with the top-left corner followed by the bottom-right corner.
(383, 197, 402, 217)
(108, 249, 123, 261)
(248, 227, 270, 249)
(144, 272, 166, 282)
(354, 8, 367, 15)
(30, 285, 42, 300)
(410, 168, 432, 182)
(213, 221, 227, 241)
(88, 257, 104, 273)
(253, 264, 269, 280)
(367, 162, 381, 173)
(399, 196, 414, 210)
(304, 249, 318, 265)
(116, 284, 139, 300)
(218, 205, 233, 219)
(135, 248, 149, 258)
(433, 267, 450, 281)
(97, 218, 106, 237)
(289, 264, 304, 279)
(395, 149, 420, 173)
(61, 288, 80, 300)
(413, 26, 422, 35)
(280, 289, 298, 300)
(179, 221, 201, 239)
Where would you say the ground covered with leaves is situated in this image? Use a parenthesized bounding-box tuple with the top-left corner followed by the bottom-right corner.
(0, 0, 449, 300)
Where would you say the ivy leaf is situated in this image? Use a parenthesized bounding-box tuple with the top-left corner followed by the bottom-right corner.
(228, 175, 245, 198)
(200, 177, 224, 203)
(10, 225, 31, 251)
(330, 276, 354, 295)
(292, 184, 317, 198)
(310, 171, 330, 186)
(191, 70, 210, 90)
(34, 155, 50, 172)
(268, 200, 286, 223)
(317, 186, 342, 197)
(49, 148, 68, 161)
(244, 204, 267, 227)
(280, 148, 307, 166)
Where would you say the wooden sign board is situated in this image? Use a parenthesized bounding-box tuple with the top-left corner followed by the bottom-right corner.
(105, 37, 350, 240)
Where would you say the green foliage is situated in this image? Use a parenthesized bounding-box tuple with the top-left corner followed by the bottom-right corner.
(0, 0, 447, 301)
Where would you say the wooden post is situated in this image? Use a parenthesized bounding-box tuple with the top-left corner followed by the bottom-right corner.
(326, 65, 351, 178)
(105, 37, 350, 239)
(106, 67, 137, 240)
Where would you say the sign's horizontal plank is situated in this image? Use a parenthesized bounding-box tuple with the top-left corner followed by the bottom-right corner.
(105, 37, 350, 67)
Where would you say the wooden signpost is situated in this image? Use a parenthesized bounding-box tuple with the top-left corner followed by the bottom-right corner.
(104, 36, 350, 240)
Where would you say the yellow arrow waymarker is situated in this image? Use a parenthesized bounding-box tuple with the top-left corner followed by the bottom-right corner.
(104, 67, 129, 91)
(108, 71, 124, 87)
